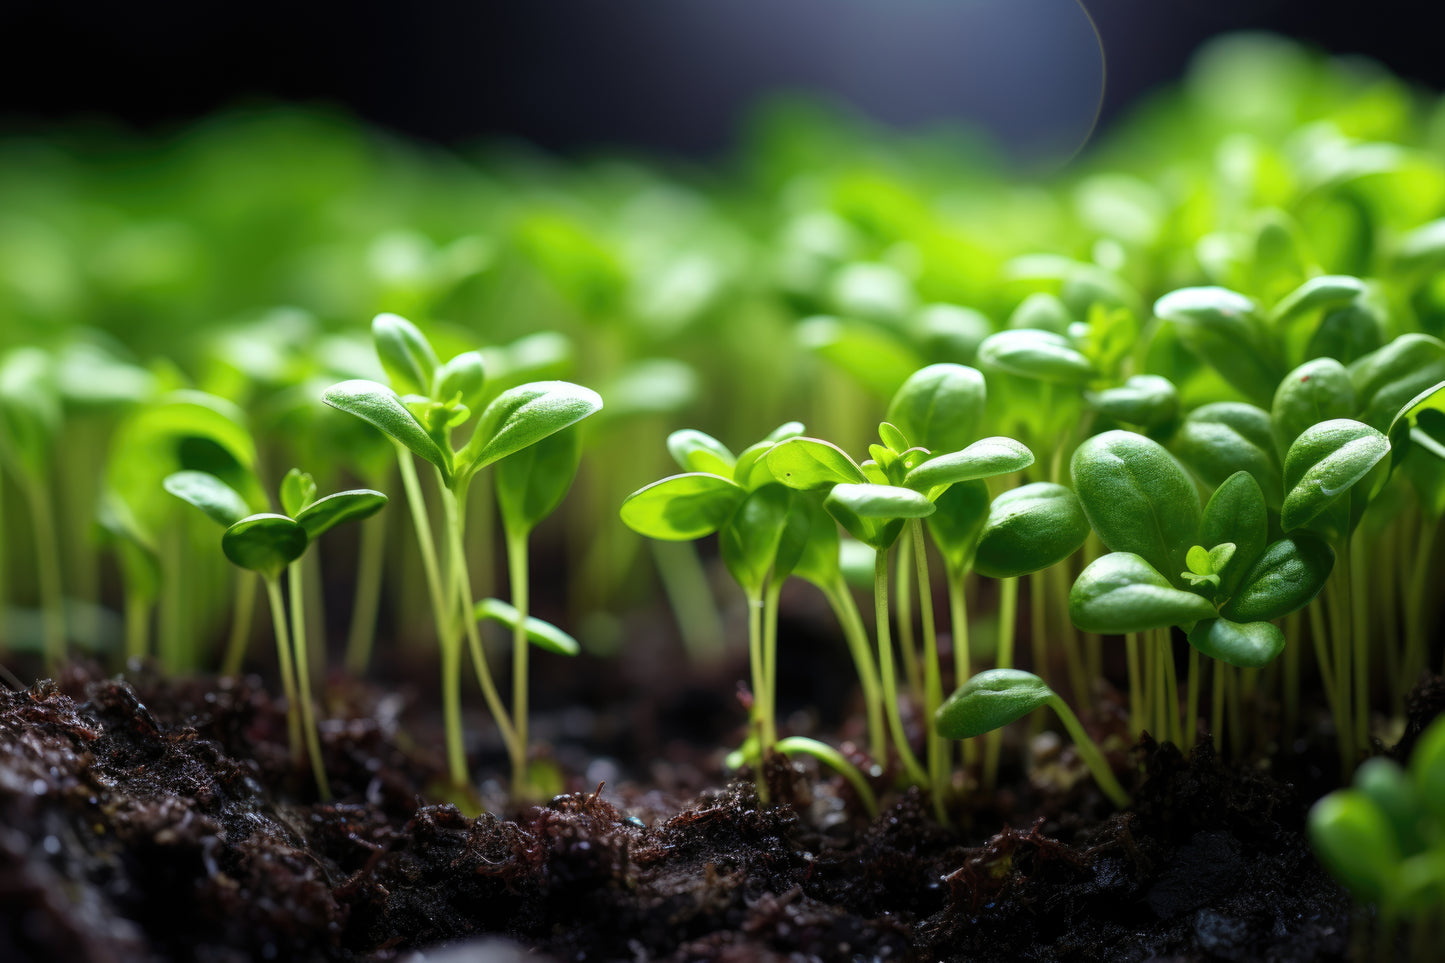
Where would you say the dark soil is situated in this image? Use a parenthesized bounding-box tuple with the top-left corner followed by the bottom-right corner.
(0, 658, 1389, 963)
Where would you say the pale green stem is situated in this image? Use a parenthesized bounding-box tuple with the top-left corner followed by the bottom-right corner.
(825, 576, 887, 765)
(1326, 567, 1357, 769)
(895, 526, 922, 700)
(1348, 531, 1370, 751)
(506, 527, 532, 795)
(745, 585, 770, 804)
(21, 475, 66, 670)
(160, 527, 185, 672)
(263, 576, 303, 765)
(947, 570, 977, 767)
(911, 520, 948, 822)
(1046, 695, 1129, 808)
(984, 576, 1019, 790)
(1126, 632, 1145, 740)
(303, 549, 325, 681)
(874, 550, 928, 786)
(762, 579, 782, 751)
(1161, 630, 1181, 747)
(775, 736, 879, 817)
(1028, 571, 1048, 693)
(124, 591, 151, 664)
(287, 564, 331, 801)
(344, 511, 388, 676)
(1185, 645, 1200, 754)
(651, 539, 726, 664)
(221, 571, 258, 677)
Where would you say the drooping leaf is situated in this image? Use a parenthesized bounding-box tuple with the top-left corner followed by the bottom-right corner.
(1281, 419, 1389, 532)
(496, 425, 581, 536)
(1221, 535, 1334, 622)
(973, 483, 1089, 579)
(935, 668, 1054, 740)
(372, 313, 439, 397)
(1350, 333, 1445, 432)
(163, 471, 251, 528)
(294, 489, 388, 540)
(790, 494, 842, 589)
(463, 380, 603, 472)
(1069, 552, 1217, 634)
(824, 482, 934, 551)
(322, 379, 452, 481)
(720, 483, 795, 594)
(976, 329, 1096, 385)
(1387, 379, 1445, 467)
(766, 437, 867, 490)
(903, 437, 1034, 492)
(221, 513, 308, 580)
(473, 598, 580, 656)
(886, 363, 986, 455)
(666, 428, 735, 475)
(620, 473, 745, 540)
(1071, 430, 1201, 579)
(1154, 286, 1280, 405)
(1187, 618, 1286, 668)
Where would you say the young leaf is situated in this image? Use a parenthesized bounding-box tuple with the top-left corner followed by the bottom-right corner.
(1221, 535, 1334, 622)
(322, 379, 452, 481)
(433, 350, 487, 412)
(279, 468, 318, 517)
(976, 329, 1096, 384)
(463, 380, 603, 472)
(474, 598, 580, 656)
(925, 479, 991, 574)
(1308, 790, 1401, 904)
(1272, 358, 1356, 457)
(1154, 286, 1279, 405)
(935, 668, 1053, 739)
(620, 473, 745, 540)
(720, 483, 795, 594)
(1350, 333, 1445, 432)
(1281, 419, 1389, 532)
(766, 437, 867, 490)
(221, 513, 308, 580)
(1083, 374, 1179, 429)
(294, 489, 388, 540)
(790, 494, 842, 589)
(1355, 758, 1426, 858)
(1187, 618, 1286, 668)
(1387, 379, 1445, 467)
(1171, 403, 1280, 501)
(1071, 430, 1201, 579)
(163, 471, 251, 527)
(496, 426, 581, 536)
(824, 482, 934, 551)
(666, 428, 735, 475)
(372, 313, 439, 397)
(1198, 471, 1268, 594)
(886, 363, 986, 455)
(877, 421, 910, 454)
(973, 483, 1089, 579)
(1070, 552, 1217, 634)
(1268, 275, 1366, 327)
(903, 437, 1034, 492)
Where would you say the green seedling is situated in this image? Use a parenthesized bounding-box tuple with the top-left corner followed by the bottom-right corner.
(324, 313, 601, 795)
(935, 669, 1129, 808)
(165, 468, 386, 799)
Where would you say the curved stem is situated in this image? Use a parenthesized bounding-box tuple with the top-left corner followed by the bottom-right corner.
(826, 576, 887, 765)
(344, 511, 388, 676)
(775, 736, 879, 817)
(1047, 695, 1129, 808)
(263, 576, 303, 765)
(221, 571, 257, 677)
(287, 564, 331, 800)
(874, 549, 928, 786)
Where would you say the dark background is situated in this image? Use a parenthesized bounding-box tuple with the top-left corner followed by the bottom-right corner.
(0, 0, 1439, 158)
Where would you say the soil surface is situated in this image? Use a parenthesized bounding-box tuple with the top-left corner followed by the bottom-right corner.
(0, 659, 1390, 963)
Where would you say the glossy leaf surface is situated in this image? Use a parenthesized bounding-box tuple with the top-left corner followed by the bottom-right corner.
(323, 379, 452, 480)
(1070, 552, 1216, 634)
(620, 473, 744, 540)
(474, 598, 580, 656)
(294, 489, 388, 541)
(973, 483, 1089, 579)
(935, 668, 1053, 740)
(221, 513, 308, 580)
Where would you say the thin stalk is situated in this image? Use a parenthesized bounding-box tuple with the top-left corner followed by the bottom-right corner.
(946, 570, 977, 768)
(911, 521, 948, 822)
(1185, 645, 1201, 753)
(1283, 612, 1301, 742)
(1160, 631, 1181, 747)
(1378, 523, 1401, 712)
(874, 550, 928, 786)
(895, 526, 922, 700)
(1125, 632, 1145, 740)
(651, 539, 726, 664)
(124, 590, 150, 664)
(1403, 519, 1437, 678)
(344, 511, 388, 676)
(1347, 532, 1370, 751)
(262, 576, 303, 765)
(1046, 695, 1129, 808)
(221, 571, 258, 677)
(160, 527, 184, 672)
(1152, 631, 1167, 742)
(1029, 571, 1048, 690)
(303, 550, 326, 681)
(1211, 657, 1225, 752)
(825, 576, 887, 764)
(1326, 568, 1357, 768)
(775, 736, 879, 818)
(984, 577, 1019, 789)
(1227, 662, 1244, 759)
(1049, 562, 1090, 707)
(762, 580, 783, 751)
(506, 528, 532, 794)
(745, 585, 770, 805)
(22, 475, 65, 670)
(287, 565, 331, 800)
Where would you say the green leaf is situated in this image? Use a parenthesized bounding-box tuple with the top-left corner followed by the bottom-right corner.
(974, 483, 1089, 579)
(0, 347, 60, 480)
(294, 489, 388, 540)
(1199, 472, 1268, 595)
(976, 329, 1096, 384)
(1268, 275, 1366, 327)
(1008, 292, 1073, 334)
(1355, 758, 1426, 858)
(791, 494, 842, 589)
(473, 598, 580, 656)
(1350, 333, 1445, 432)
(163, 471, 250, 527)
(279, 468, 317, 517)
(1306, 302, 1383, 367)
(720, 483, 795, 594)
(1154, 286, 1280, 405)
(925, 479, 991, 574)
(1281, 419, 1390, 532)
(1272, 358, 1356, 458)
(764, 421, 806, 443)
(903, 437, 1034, 492)
(1071, 430, 1201, 579)
(1187, 618, 1285, 669)
(1171, 403, 1280, 503)
(1069, 552, 1217, 634)
(1410, 714, 1445, 825)
(322, 379, 452, 481)
(463, 380, 603, 472)
(1308, 790, 1401, 904)
(1387, 379, 1445, 467)
(935, 668, 1054, 740)
(1084, 375, 1179, 429)
(1221, 535, 1334, 622)
(877, 421, 910, 454)
(434, 350, 486, 412)
(824, 482, 934, 551)
(620, 473, 744, 540)
(221, 513, 308, 579)
(666, 428, 735, 476)
(496, 426, 581, 536)
(886, 363, 986, 455)
(372, 312, 439, 396)
(766, 437, 867, 490)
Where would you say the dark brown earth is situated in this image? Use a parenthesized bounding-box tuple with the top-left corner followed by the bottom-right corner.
(0, 655, 1386, 963)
